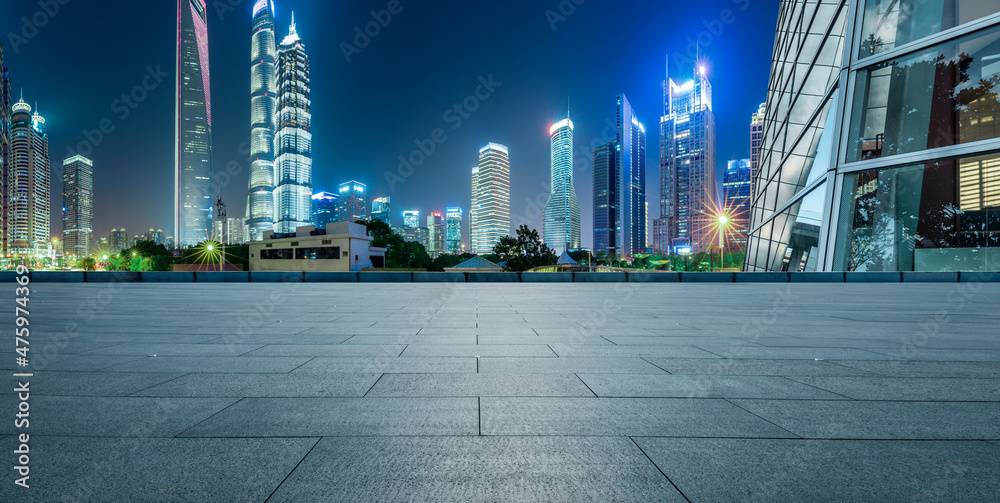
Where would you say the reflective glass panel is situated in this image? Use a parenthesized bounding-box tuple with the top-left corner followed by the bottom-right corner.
(859, 0, 1000, 58)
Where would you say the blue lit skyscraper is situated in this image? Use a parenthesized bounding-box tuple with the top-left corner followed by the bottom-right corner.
(614, 94, 646, 258)
(724, 159, 752, 248)
(246, 0, 277, 241)
(592, 140, 617, 255)
(656, 62, 717, 254)
(543, 113, 580, 254)
(311, 191, 338, 229)
(446, 206, 462, 254)
(371, 196, 390, 225)
(338, 180, 367, 223)
(273, 13, 312, 233)
(175, 0, 214, 247)
(10, 99, 49, 256)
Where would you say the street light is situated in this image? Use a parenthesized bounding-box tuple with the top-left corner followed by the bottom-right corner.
(717, 215, 729, 271)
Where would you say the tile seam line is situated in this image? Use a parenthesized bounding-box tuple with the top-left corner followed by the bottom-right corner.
(172, 396, 247, 438)
(722, 398, 803, 439)
(778, 376, 858, 400)
(628, 436, 692, 503)
(264, 436, 322, 503)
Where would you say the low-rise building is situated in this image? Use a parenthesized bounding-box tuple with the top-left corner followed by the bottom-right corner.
(249, 221, 385, 272)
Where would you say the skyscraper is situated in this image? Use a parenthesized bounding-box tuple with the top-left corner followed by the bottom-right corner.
(175, 0, 214, 247)
(543, 113, 580, 254)
(371, 196, 390, 225)
(226, 218, 247, 244)
(724, 159, 751, 248)
(246, 0, 277, 241)
(656, 63, 716, 254)
(9, 99, 49, 256)
(1, 40, 10, 258)
(446, 206, 462, 254)
(62, 155, 94, 259)
(109, 229, 130, 252)
(470, 166, 479, 253)
(613, 95, 645, 258)
(401, 210, 427, 248)
(592, 140, 617, 255)
(337, 181, 367, 222)
(311, 191, 338, 229)
(750, 102, 765, 199)
(273, 13, 312, 233)
(427, 212, 445, 256)
(472, 143, 511, 254)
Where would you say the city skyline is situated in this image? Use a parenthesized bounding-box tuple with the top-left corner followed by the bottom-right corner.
(2, 1, 777, 248)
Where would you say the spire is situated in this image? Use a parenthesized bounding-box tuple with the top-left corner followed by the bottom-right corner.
(289, 11, 296, 35)
(567, 97, 570, 120)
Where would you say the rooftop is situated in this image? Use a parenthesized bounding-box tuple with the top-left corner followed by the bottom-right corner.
(4, 282, 999, 501)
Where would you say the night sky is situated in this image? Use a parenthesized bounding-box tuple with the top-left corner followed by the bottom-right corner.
(4, 0, 778, 248)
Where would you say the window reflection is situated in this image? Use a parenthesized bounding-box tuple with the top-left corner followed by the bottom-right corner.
(859, 0, 1000, 58)
(836, 153, 1000, 271)
(850, 27, 1000, 161)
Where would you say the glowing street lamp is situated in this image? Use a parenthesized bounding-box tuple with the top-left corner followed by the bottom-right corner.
(717, 215, 729, 270)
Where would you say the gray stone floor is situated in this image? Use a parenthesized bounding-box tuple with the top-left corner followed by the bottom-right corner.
(2, 282, 999, 502)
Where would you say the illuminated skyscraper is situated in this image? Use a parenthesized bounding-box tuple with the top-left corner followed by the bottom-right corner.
(273, 13, 312, 233)
(246, 0, 277, 241)
(9, 99, 49, 255)
(337, 181, 367, 222)
(543, 113, 580, 254)
(472, 143, 511, 254)
(427, 212, 445, 255)
(109, 229, 130, 252)
(371, 196, 390, 225)
(656, 63, 716, 254)
(597, 95, 646, 258)
(175, 0, 214, 247)
(750, 102, 765, 199)
(311, 191, 338, 229)
(470, 166, 479, 253)
(446, 206, 462, 254)
(62, 155, 94, 259)
(724, 159, 751, 248)
(592, 140, 617, 255)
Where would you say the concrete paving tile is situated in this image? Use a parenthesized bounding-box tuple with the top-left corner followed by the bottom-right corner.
(267, 436, 684, 502)
(477, 335, 615, 345)
(241, 344, 405, 357)
(134, 372, 382, 398)
(695, 345, 902, 360)
(603, 336, 756, 346)
(633, 438, 1000, 503)
(102, 356, 312, 373)
(831, 360, 1000, 378)
(400, 344, 555, 357)
(642, 358, 878, 376)
(0, 437, 318, 503)
(548, 344, 722, 358)
(864, 348, 1000, 361)
(730, 399, 1000, 439)
(578, 374, 843, 399)
(479, 357, 668, 374)
(0, 396, 237, 437)
(82, 343, 264, 356)
(789, 376, 1000, 401)
(342, 335, 478, 345)
(293, 356, 476, 373)
(366, 373, 594, 397)
(481, 397, 793, 437)
(0, 371, 183, 397)
(179, 397, 478, 437)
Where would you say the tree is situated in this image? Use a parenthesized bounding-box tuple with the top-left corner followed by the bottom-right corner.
(360, 219, 431, 270)
(78, 257, 97, 271)
(492, 225, 557, 272)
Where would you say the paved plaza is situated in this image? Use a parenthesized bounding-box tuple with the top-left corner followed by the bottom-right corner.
(3, 282, 999, 501)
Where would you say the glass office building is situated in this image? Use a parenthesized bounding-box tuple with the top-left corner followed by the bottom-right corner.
(543, 116, 581, 254)
(273, 14, 312, 233)
(747, 0, 1000, 272)
(446, 206, 463, 254)
(338, 181, 367, 223)
(371, 196, 391, 225)
(62, 155, 94, 259)
(472, 143, 511, 255)
(246, 0, 277, 241)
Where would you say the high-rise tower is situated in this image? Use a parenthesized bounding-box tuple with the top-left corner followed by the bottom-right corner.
(175, 0, 214, 247)
(446, 206, 462, 254)
(371, 197, 391, 225)
(615, 94, 646, 258)
(273, 13, 312, 233)
(592, 140, 617, 255)
(656, 63, 716, 254)
(9, 99, 49, 255)
(543, 111, 581, 254)
(337, 181, 367, 223)
(62, 155, 94, 259)
(246, 0, 277, 240)
(472, 143, 511, 254)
